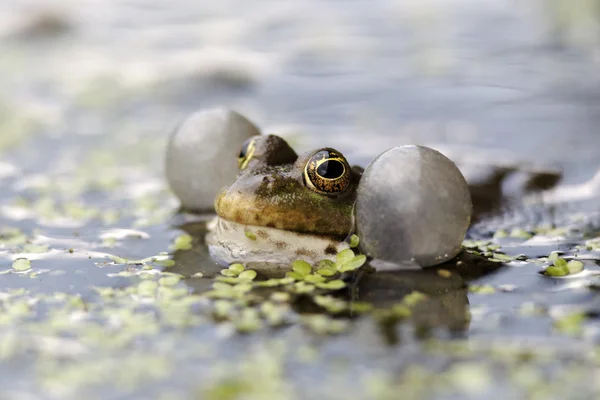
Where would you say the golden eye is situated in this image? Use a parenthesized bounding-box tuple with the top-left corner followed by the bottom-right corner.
(303, 149, 351, 195)
(238, 137, 256, 170)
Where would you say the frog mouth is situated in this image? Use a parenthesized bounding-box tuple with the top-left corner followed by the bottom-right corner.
(205, 217, 349, 267)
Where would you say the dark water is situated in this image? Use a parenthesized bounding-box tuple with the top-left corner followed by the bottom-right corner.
(2, 1, 600, 399)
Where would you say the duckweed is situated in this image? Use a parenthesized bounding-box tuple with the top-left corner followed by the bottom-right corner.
(567, 260, 584, 274)
(137, 280, 159, 296)
(291, 260, 312, 276)
(237, 270, 257, 281)
(229, 263, 245, 275)
(469, 285, 496, 294)
(12, 258, 32, 271)
(338, 254, 367, 273)
(315, 280, 346, 290)
(158, 275, 181, 286)
(172, 234, 193, 251)
(554, 312, 586, 336)
(544, 257, 575, 277)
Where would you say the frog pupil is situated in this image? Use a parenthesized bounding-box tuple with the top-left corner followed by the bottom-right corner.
(317, 160, 344, 179)
(239, 140, 251, 158)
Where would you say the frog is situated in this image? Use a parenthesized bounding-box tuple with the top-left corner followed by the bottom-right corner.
(206, 134, 362, 266)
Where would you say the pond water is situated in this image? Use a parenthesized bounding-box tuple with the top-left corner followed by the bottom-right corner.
(2, 0, 600, 399)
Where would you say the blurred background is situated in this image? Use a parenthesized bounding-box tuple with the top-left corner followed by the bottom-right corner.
(2, 2, 600, 398)
(2, 0, 600, 187)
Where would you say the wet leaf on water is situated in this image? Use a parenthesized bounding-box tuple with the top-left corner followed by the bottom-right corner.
(469, 284, 496, 294)
(316, 267, 337, 277)
(172, 234, 193, 251)
(338, 255, 367, 272)
(304, 274, 326, 284)
(238, 270, 257, 281)
(315, 280, 346, 290)
(313, 295, 347, 313)
(220, 269, 238, 277)
(554, 312, 586, 336)
(335, 249, 354, 266)
(158, 275, 180, 286)
(229, 263, 245, 274)
(234, 308, 261, 333)
(548, 251, 561, 262)
(403, 291, 427, 306)
(554, 258, 568, 269)
(22, 243, 49, 253)
(286, 271, 305, 281)
(509, 228, 533, 239)
(292, 260, 312, 276)
(545, 257, 571, 276)
(493, 229, 508, 239)
(544, 266, 569, 277)
(137, 280, 159, 297)
(567, 260, 584, 274)
(270, 292, 290, 302)
(12, 258, 31, 271)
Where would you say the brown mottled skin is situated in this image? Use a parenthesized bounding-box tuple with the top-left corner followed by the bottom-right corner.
(214, 135, 361, 238)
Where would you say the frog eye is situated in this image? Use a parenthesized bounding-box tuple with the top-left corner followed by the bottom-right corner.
(238, 137, 257, 170)
(303, 149, 351, 195)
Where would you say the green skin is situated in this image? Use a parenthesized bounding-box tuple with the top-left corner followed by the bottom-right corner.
(214, 135, 361, 239)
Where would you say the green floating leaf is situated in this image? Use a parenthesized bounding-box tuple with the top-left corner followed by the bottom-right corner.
(12, 258, 31, 271)
(212, 282, 233, 291)
(158, 275, 180, 286)
(214, 276, 240, 284)
(137, 280, 158, 296)
(286, 271, 305, 281)
(292, 260, 312, 276)
(567, 260, 584, 274)
(349, 234, 360, 248)
(232, 283, 252, 293)
(213, 300, 233, 318)
(22, 244, 49, 253)
(314, 295, 347, 313)
(294, 282, 316, 293)
(469, 284, 496, 294)
(338, 255, 367, 273)
(403, 291, 427, 306)
(491, 253, 514, 262)
(304, 274, 326, 284)
(315, 280, 346, 290)
(318, 259, 335, 269)
(493, 229, 508, 239)
(238, 270, 257, 281)
(336, 249, 354, 266)
(245, 230, 257, 241)
(509, 228, 533, 239)
(270, 292, 290, 302)
(316, 267, 337, 277)
(545, 266, 568, 277)
(391, 304, 412, 318)
(229, 263, 245, 275)
(172, 234, 193, 251)
(554, 312, 585, 336)
(554, 257, 568, 270)
(301, 315, 348, 335)
(155, 259, 175, 267)
(548, 251, 561, 262)
(220, 269, 238, 277)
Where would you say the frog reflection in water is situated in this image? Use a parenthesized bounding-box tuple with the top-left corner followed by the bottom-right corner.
(206, 135, 361, 265)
